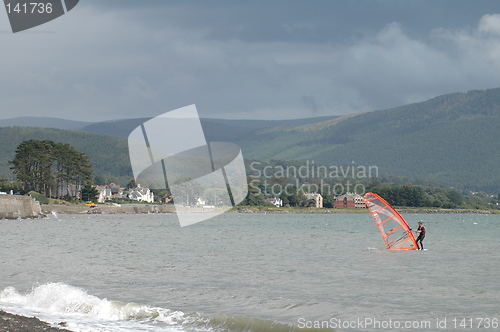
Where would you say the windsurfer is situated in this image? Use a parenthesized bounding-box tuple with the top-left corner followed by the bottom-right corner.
(415, 221, 426, 250)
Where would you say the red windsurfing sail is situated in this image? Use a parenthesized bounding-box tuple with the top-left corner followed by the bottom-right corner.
(364, 192, 418, 250)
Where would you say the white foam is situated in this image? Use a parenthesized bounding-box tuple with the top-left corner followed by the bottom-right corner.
(0, 283, 203, 332)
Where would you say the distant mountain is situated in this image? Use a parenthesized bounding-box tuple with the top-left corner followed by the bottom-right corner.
(81, 118, 150, 137)
(236, 88, 500, 193)
(0, 117, 91, 130)
(80, 116, 341, 140)
(0, 89, 498, 193)
(202, 116, 342, 130)
(0, 115, 341, 140)
(0, 115, 340, 183)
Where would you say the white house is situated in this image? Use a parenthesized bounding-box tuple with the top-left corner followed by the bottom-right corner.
(96, 185, 112, 203)
(128, 184, 154, 203)
(265, 197, 283, 207)
(96, 183, 124, 203)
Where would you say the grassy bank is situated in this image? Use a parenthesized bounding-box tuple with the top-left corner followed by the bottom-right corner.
(231, 206, 496, 214)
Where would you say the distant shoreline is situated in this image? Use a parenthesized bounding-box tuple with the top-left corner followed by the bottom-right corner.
(40, 204, 495, 215)
(232, 206, 494, 214)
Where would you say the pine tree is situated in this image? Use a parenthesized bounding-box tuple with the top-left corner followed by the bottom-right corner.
(81, 184, 99, 202)
(10, 139, 93, 199)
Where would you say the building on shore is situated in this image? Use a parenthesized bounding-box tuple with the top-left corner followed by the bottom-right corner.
(305, 193, 323, 208)
(265, 197, 283, 207)
(96, 183, 124, 203)
(334, 193, 365, 208)
(96, 185, 112, 203)
(128, 184, 154, 203)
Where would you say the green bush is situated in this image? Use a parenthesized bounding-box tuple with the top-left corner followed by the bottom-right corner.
(27, 191, 49, 204)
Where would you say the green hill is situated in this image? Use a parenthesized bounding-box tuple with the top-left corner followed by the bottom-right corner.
(237, 88, 500, 193)
(0, 116, 340, 185)
(0, 88, 498, 193)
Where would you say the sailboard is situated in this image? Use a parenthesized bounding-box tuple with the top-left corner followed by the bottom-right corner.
(364, 192, 418, 250)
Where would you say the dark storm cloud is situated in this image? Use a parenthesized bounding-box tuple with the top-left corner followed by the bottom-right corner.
(1, 1, 500, 121)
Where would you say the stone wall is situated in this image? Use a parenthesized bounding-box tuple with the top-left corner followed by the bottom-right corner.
(0, 194, 43, 219)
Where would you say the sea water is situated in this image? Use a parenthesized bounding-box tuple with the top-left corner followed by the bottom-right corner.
(0, 212, 498, 332)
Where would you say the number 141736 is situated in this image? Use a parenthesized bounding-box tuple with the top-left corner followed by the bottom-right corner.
(452, 318, 498, 329)
(6, 2, 53, 14)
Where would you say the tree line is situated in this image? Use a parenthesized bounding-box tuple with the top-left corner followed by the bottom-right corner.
(240, 158, 499, 210)
(9, 139, 93, 200)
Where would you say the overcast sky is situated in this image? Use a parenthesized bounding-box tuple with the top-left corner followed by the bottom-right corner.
(2, 0, 500, 121)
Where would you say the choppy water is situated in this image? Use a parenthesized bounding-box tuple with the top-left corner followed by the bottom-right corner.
(0, 212, 498, 331)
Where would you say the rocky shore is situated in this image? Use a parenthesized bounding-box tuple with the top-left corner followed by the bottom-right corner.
(0, 310, 71, 332)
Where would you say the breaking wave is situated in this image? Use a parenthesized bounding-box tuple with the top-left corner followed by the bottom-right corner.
(0, 283, 332, 332)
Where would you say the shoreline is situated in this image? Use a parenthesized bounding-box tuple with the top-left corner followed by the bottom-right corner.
(233, 207, 493, 214)
(40, 204, 496, 215)
(41, 204, 176, 215)
(0, 310, 71, 332)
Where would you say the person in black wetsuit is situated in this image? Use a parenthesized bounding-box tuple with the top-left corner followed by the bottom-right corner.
(415, 221, 426, 250)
